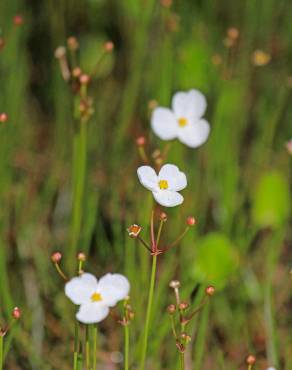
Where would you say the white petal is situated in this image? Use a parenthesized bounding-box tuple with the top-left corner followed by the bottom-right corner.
(137, 166, 159, 191)
(172, 89, 207, 119)
(178, 119, 210, 148)
(65, 273, 98, 305)
(151, 107, 178, 140)
(153, 190, 184, 207)
(97, 273, 130, 307)
(76, 302, 109, 324)
(158, 164, 187, 191)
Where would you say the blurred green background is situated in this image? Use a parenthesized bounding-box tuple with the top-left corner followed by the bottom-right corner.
(0, 0, 291, 369)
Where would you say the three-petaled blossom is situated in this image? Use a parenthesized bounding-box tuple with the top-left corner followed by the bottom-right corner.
(65, 273, 130, 324)
(151, 89, 210, 148)
(137, 164, 187, 207)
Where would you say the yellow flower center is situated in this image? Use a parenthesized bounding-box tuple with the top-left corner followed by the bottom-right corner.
(178, 117, 188, 127)
(91, 292, 102, 302)
(159, 180, 169, 190)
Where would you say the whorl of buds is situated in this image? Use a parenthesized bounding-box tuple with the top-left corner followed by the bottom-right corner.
(246, 355, 256, 366)
(104, 41, 114, 52)
(80, 74, 90, 85)
(136, 136, 146, 146)
(167, 304, 176, 314)
(51, 251, 62, 263)
(77, 252, 86, 262)
(54, 46, 66, 59)
(186, 216, 196, 226)
(169, 280, 180, 289)
(179, 302, 189, 311)
(159, 212, 167, 222)
(0, 113, 8, 123)
(205, 286, 215, 296)
(13, 15, 24, 26)
(67, 36, 79, 51)
(127, 224, 142, 238)
(12, 307, 21, 320)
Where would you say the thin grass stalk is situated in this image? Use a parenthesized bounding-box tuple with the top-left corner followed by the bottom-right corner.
(92, 324, 98, 370)
(0, 335, 3, 370)
(74, 320, 79, 370)
(140, 254, 157, 370)
(124, 324, 129, 370)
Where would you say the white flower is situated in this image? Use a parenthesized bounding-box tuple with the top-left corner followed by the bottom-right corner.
(65, 272, 130, 324)
(266, 367, 276, 370)
(137, 164, 187, 207)
(151, 89, 210, 148)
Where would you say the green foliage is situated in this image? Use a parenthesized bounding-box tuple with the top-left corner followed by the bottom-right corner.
(252, 171, 290, 229)
(191, 232, 239, 289)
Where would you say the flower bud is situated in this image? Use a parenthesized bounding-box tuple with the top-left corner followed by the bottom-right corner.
(51, 251, 62, 263)
(54, 46, 66, 59)
(13, 15, 24, 26)
(169, 280, 180, 289)
(136, 136, 146, 146)
(179, 302, 189, 311)
(104, 41, 114, 52)
(246, 355, 256, 365)
(167, 304, 176, 314)
(127, 224, 142, 238)
(186, 216, 196, 226)
(72, 67, 82, 78)
(159, 212, 167, 222)
(67, 36, 79, 51)
(181, 332, 191, 342)
(0, 37, 5, 50)
(80, 74, 90, 85)
(227, 27, 239, 41)
(161, 0, 172, 7)
(205, 286, 215, 296)
(77, 252, 86, 262)
(12, 307, 21, 320)
(148, 100, 158, 110)
(0, 113, 8, 123)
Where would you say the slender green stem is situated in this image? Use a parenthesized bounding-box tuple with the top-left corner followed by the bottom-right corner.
(180, 352, 185, 370)
(74, 320, 79, 370)
(92, 325, 98, 370)
(156, 219, 164, 248)
(140, 254, 157, 370)
(124, 324, 129, 370)
(0, 335, 3, 370)
(85, 325, 90, 370)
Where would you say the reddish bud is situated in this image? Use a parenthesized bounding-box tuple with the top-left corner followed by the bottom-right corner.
(0, 113, 8, 123)
(246, 355, 256, 365)
(186, 216, 196, 226)
(77, 252, 86, 262)
(169, 280, 180, 289)
(104, 41, 114, 52)
(159, 212, 168, 222)
(205, 286, 215, 296)
(136, 136, 146, 146)
(67, 36, 79, 51)
(161, 0, 172, 7)
(179, 302, 189, 311)
(0, 37, 5, 50)
(127, 224, 142, 238)
(51, 251, 62, 263)
(181, 332, 191, 342)
(167, 304, 176, 314)
(13, 15, 24, 26)
(80, 74, 90, 85)
(72, 67, 82, 78)
(12, 307, 21, 320)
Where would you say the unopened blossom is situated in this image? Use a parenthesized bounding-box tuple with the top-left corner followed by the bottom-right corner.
(151, 89, 210, 148)
(137, 164, 187, 207)
(65, 272, 130, 324)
